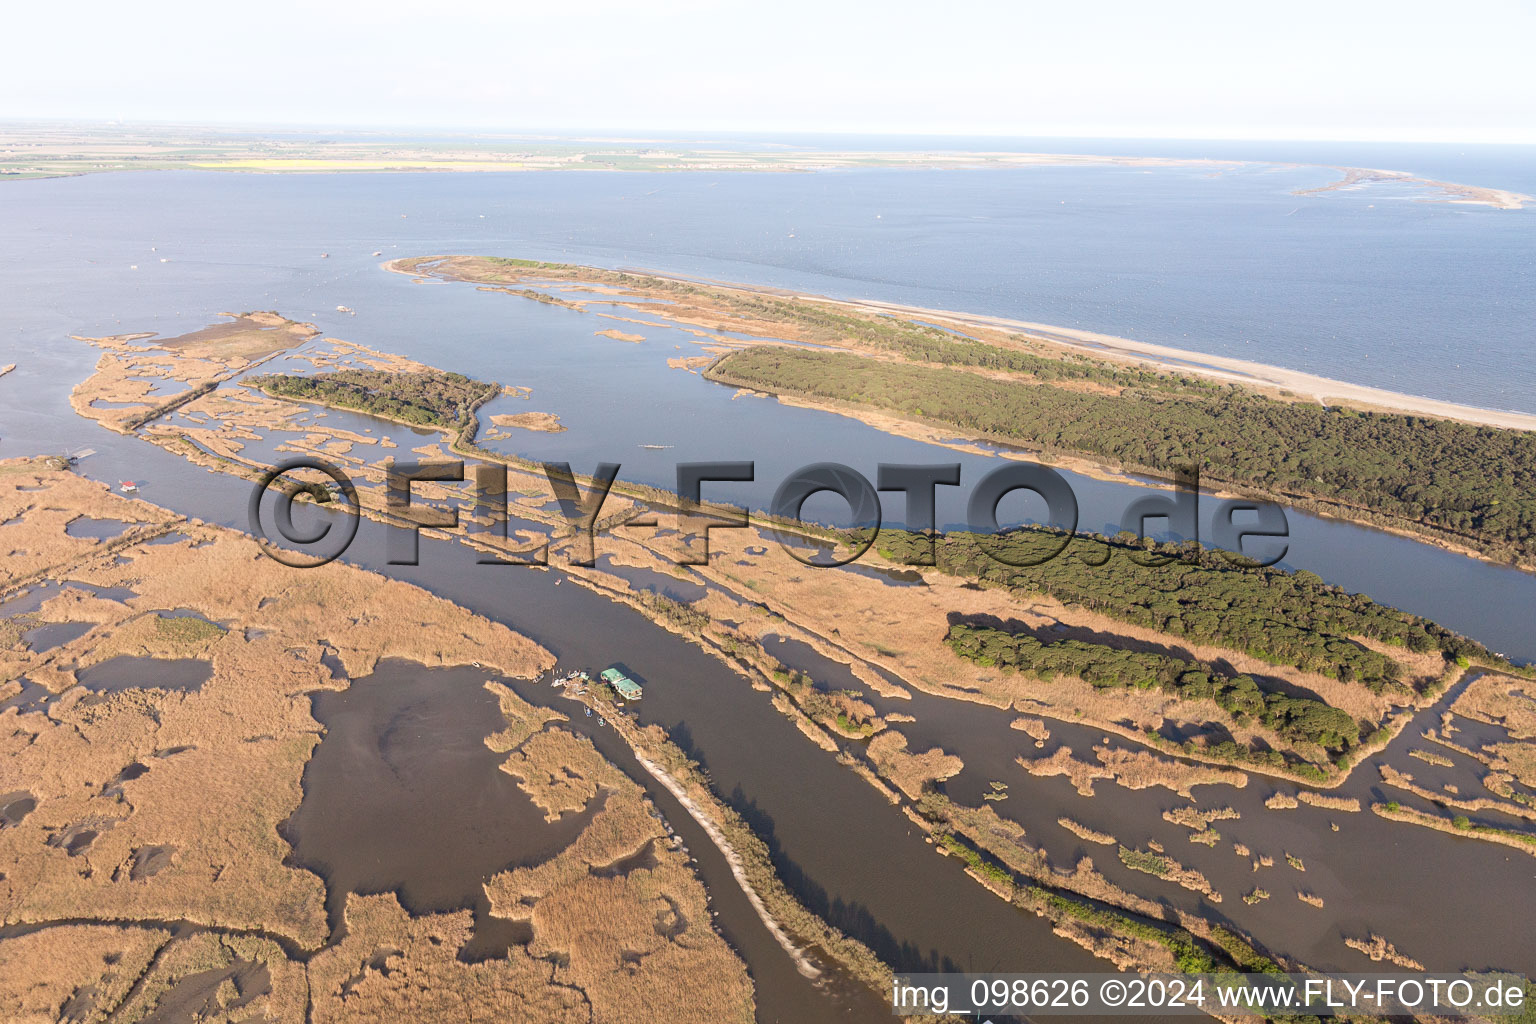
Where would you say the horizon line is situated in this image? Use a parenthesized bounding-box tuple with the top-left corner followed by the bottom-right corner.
(3, 116, 1534, 149)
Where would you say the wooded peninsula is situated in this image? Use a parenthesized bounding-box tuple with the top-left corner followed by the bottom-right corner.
(390, 255, 1536, 569)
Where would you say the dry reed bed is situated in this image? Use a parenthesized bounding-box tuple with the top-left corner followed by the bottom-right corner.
(1377, 764, 1536, 822)
(1344, 933, 1424, 970)
(1, 466, 552, 950)
(0, 923, 169, 1024)
(1018, 744, 1247, 799)
(1450, 673, 1536, 740)
(1369, 802, 1536, 857)
(1, 463, 758, 1023)
(481, 698, 755, 1024)
(1057, 818, 1116, 845)
(69, 314, 319, 434)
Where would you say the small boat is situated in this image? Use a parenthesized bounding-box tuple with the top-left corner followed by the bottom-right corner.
(638, 444, 673, 450)
(336, 305, 354, 315)
(598, 717, 606, 727)
(118, 481, 139, 493)
(372, 251, 383, 257)
(584, 707, 592, 717)
(320, 253, 330, 259)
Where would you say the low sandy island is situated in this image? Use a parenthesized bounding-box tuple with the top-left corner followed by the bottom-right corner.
(1294, 165, 1531, 211)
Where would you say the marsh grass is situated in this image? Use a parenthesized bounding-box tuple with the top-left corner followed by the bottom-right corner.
(1057, 818, 1116, 845)
(1117, 845, 1221, 903)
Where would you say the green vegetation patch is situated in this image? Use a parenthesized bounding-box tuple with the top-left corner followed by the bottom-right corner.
(248, 369, 500, 430)
(709, 345, 1536, 563)
(879, 528, 1490, 691)
(153, 614, 227, 645)
(944, 622, 1362, 761)
(1118, 845, 1175, 878)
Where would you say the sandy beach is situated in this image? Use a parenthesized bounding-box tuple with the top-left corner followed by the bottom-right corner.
(835, 297, 1536, 432)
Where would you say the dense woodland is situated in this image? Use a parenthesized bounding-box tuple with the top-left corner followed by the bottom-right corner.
(877, 528, 1494, 692)
(944, 622, 1364, 763)
(709, 346, 1536, 563)
(248, 370, 501, 430)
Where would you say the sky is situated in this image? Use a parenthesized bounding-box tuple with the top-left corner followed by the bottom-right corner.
(7, 0, 1534, 144)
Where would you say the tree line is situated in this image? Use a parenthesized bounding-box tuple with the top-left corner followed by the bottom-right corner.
(944, 622, 1364, 762)
(877, 528, 1493, 692)
(248, 370, 500, 430)
(709, 346, 1536, 564)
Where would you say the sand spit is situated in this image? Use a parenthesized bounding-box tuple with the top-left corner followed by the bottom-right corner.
(1294, 165, 1531, 211)
(627, 747, 822, 980)
(394, 255, 1536, 433)
(832, 298, 1536, 431)
(490, 411, 566, 433)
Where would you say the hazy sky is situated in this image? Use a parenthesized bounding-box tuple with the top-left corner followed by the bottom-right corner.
(8, 0, 1533, 143)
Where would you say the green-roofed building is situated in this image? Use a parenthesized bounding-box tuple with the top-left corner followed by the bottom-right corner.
(600, 667, 643, 700)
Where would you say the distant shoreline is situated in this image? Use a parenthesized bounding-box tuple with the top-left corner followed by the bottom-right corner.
(1, 122, 1529, 209)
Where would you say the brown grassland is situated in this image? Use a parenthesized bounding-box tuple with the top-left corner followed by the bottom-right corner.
(0, 461, 756, 1023)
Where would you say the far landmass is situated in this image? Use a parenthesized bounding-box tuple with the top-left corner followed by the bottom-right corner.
(1, 122, 1528, 209)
